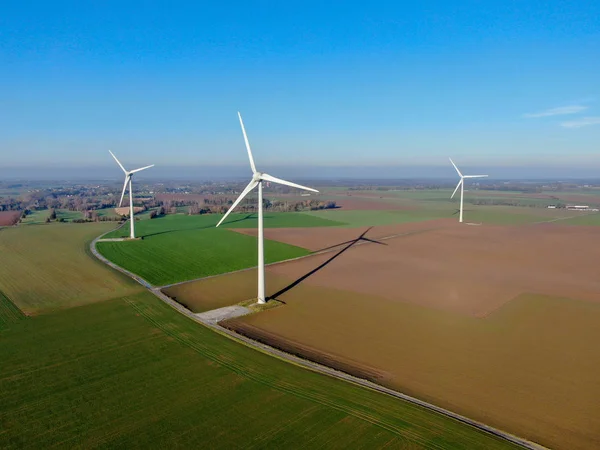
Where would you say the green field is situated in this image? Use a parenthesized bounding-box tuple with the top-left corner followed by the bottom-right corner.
(19, 209, 84, 224)
(0, 223, 142, 314)
(0, 291, 25, 331)
(56, 209, 84, 221)
(19, 209, 51, 224)
(306, 206, 547, 227)
(98, 228, 310, 286)
(103, 212, 344, 239)
(555, 212, 600, 226)
(97, 213, 343, 286)
(0, 224, 518, 449)
(95, 207, 121, 219)
(306, 209, 448, 227)
(135, 207, 160, 220)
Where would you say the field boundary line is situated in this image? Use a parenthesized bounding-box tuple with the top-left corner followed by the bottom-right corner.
(90, 225, 547, 450)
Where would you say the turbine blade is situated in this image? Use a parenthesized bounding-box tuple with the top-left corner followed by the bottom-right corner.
(109, 150, 127, 173)
(130, 164, 155, 174)
(463, 175, 488, 178)
(260, 173, 319, 193)
(238, 112, 257, 174)
(216, 179, 259, 227)
(119, 175, 130, 207)
(450, 179, 462, 199)
(449, 157, 463, 177)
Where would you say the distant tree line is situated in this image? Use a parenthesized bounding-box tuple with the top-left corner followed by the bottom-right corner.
(149, 199, 337, 218)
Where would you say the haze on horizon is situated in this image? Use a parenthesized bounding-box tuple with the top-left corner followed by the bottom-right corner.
(1, 1, 599, 172)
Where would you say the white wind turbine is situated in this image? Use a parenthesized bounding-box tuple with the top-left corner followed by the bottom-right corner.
(216, 112, 318, 304)
(109, 150, 154, 239)
(449, 158, 487, 223)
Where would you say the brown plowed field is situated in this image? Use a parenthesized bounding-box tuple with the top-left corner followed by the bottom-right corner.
(0, 211, 20, 226)
(172, 222, 600, 449)
(264, 223, 600, 317)
(232, 222, 600, 317)
(232, 218, 457, 252)
(221, 320, 391, 382)
(224, 288, 600, 450)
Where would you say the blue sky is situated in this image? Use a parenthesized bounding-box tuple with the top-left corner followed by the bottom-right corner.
(1, 1, 599, 175)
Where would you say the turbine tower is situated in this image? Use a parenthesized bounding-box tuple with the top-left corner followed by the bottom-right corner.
(109, 150, 154, 239)
(216, 112, 318, 304)
(449, 158, 487, 223)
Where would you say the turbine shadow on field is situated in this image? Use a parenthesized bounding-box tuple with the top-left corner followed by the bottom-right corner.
(312, 229, 386, 253)
(267, 227, 386, 302)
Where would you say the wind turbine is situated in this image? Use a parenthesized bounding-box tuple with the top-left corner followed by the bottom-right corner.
(109, 150, 154, 239)
(216, 112, 318, 304)
(449, 158, 487, 223)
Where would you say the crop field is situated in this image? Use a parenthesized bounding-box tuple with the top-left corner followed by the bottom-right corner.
(98, 199, 592, 289)
(223, 289, 600, 450)
(115, 206, 144, 216)
(232, 219, 453, 252)
(98, 228, 310, 286)
(163, 268, 295, 312)
(305, 206, 553, 227)
(18, 209, 86, 224)
(556, 212, 600, 226)
(175, 222, 600, 450)
(102, 212, 343, 239)
(0, 211, 21, 226)
(97, 212, 344, 286)
(0, 291, 25, 330)
(322, 188, 600, 222)
(0, 293, 519, 449)
(19, 209, 51, 224)
(95, 207, 121, 218)
(0, 223, 142, 314)
(305, 209, 448, 227)
(0, 225, 517, 449)
(55, 209, 84, 221)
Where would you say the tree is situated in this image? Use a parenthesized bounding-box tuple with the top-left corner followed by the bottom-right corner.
(49, 209, 57, 220)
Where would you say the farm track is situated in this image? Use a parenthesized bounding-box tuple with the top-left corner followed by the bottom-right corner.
(90, 223, 547, 450)
(530, 212, 597, 224)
